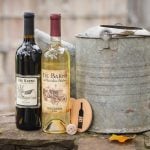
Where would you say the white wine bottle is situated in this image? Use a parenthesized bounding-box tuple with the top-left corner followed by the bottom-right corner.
(42, 14, 70, 133)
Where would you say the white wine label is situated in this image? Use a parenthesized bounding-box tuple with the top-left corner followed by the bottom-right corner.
(42, 69, 69, 113)
(16, 75, 40, 106)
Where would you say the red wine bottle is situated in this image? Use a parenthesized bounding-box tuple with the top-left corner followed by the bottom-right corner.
(78, 102, 84, 129)
(15, 12, 42, 130)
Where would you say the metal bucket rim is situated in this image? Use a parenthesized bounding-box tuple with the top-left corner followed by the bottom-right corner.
(75, 35, 150, 39)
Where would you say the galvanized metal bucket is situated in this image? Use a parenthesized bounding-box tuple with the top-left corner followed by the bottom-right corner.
(76, 25, 150, 133)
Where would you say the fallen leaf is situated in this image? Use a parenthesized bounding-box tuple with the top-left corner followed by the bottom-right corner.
(109, 134, 135, 143)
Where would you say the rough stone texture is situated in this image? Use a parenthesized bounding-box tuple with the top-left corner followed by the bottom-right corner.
(128, 0, 150, 30)
(0, 115, 148, 150)
(77, 137, 136, 150)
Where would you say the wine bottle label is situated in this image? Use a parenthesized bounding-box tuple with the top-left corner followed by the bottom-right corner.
(16, 75, 40, 106)
(78, 116, 83, 122)
(42, 69, 69, 113)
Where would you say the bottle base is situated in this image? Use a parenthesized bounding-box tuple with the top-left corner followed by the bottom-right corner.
(16, 124, 41, 131)
(16, 107, 41, 131)
(42, 119, 66, 134)
(42, 129, 65, 134)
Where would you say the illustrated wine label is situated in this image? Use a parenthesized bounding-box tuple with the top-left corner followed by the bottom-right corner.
(16, 75, 40, 106)
(42, 69, 68, 113)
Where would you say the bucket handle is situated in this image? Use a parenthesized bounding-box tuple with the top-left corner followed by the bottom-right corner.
(98, 45, 118, 52)
(98, 29, 118, 52)
(99, 29, 112, 41)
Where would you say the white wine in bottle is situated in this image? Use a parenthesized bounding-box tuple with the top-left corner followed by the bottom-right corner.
(42, 14, 70, 133)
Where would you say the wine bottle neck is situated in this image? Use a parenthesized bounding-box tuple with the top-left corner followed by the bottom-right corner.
(81, 102, 83, 109)
(24, 12, 35, 43)
(51, 36, 61, 47)
(50, 14, 61, 36)
(50, 14, 61, 48)
(24, 35, 35, 43)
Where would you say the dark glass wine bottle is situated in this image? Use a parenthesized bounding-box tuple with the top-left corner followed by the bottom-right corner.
(15, 12, 42, 130)
(78, 102, 84, 129)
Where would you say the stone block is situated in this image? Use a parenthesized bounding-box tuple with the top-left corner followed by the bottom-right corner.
(65, 0, 127, 17)
(0, 0, 36, 17)
(77, 137, 136, 150)
(5, 49, 16, 82)
(0, 19, 22, 46)
(0, 115, 147, 150)
(0, 83, 15, 113)
(34, 0, 66, 17)
(0, 0, 128, 18)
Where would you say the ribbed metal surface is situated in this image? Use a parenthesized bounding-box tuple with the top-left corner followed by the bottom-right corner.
(76, 37, 150, 133)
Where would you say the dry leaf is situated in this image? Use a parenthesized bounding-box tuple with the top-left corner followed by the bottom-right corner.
(109, 134, 135, 143)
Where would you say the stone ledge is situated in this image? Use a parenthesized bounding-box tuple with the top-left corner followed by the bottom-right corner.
(0, 114, 148, 150)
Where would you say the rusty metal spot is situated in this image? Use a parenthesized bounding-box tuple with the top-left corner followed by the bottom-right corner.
(125, 109, 135, 113)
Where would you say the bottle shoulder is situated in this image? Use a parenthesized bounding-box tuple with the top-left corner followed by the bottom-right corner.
(42, 45, 70, 59)
(16, 42, 42, 56)
(42, 46, 70, 70)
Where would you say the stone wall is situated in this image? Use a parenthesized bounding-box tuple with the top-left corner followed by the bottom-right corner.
(128, 0, 150, 29)
(0, 0, 128, 112)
